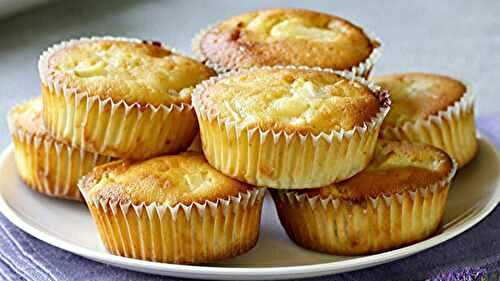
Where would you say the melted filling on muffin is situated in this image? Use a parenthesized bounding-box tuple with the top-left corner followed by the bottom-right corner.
(246, 15, 347, 42)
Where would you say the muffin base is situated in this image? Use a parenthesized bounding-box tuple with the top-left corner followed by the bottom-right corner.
(381, 88, 477, 168)
(11, 129, 112, 201)
(39, 37, 199, 160)
(271, 173, 454, 255)
(80, 188, 266, 264)
(193, 66, 390, 188)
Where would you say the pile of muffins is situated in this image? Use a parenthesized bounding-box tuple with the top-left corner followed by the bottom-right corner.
(8, 8, 477, 263)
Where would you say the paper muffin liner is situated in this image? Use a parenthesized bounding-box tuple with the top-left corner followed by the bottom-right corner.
(270, 159, 457, 255)
(192, 65, 391, 188)
(381, 86, 477, 168)
(38, 36, 200, 160)
(8, 125, 113, 201)
(192, 22, 382, 78)
(79, 185, 266, 264)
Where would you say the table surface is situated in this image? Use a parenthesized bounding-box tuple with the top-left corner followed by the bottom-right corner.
(0, 0, 498, 280)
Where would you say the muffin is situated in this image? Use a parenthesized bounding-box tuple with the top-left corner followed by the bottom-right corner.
(8, 97, 112, 201)
(192, 66, 391, 188)
(271, 140, 456, 255)
(39, 37, 215, 160)
(79, 152, 266, 264)
(374, 73, 476, 167)
(194, 8, 381, 77)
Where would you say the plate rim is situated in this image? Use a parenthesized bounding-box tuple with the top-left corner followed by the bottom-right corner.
(0, 137, 498, 280)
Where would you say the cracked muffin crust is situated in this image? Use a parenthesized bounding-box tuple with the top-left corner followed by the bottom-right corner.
(303, 140, 453, 199)
(45, 39, 214, 106)
(196, 8, 379, 76)
(375, 73, 466, 127)
(81, 152, 251, 206)
(199, 67, 381, 134)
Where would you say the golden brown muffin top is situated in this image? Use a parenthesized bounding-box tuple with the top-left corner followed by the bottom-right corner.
(302, 140, 454, 201)
(196, 68, 386, 134)
(374, 73, 466, 127)
(80, 153, 251, 205)
(198, 8, 376, 70)
(7, 97, 46, 136)
(43, 39, 215, 107)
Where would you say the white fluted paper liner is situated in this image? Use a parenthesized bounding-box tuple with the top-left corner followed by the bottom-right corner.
(79, 185, 266, 264)
(192, 22, 382, 78)
(381, 85, 477, 168)
(192, 65, 391, 188)
(8, 125, 112, 201)
(271, 159, 457, 255)
(38, 36, 199, 159)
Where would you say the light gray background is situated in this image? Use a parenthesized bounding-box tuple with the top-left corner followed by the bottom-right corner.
(0, 0, 497, 144)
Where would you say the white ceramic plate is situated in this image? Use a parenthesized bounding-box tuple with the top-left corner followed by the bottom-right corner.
(0, 137, 498, 280)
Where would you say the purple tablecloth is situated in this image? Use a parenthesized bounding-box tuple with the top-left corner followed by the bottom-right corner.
(0, 116, 498, 281)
